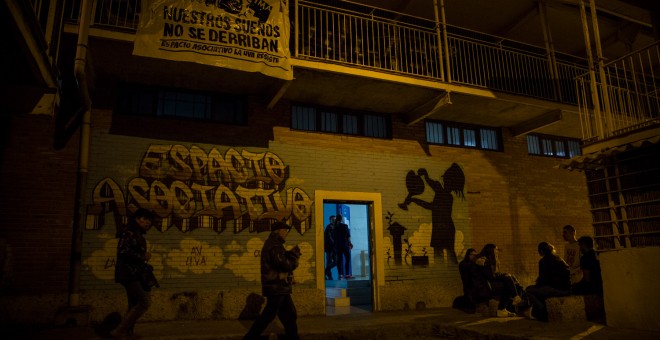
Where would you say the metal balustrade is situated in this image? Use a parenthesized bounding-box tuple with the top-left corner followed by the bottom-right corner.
(576, 41, 660, 142)
(29, 0, 51, 33)
(65, 0, 140, 30)
(63, 0, 590, 106)
(296, 1, 442, 79)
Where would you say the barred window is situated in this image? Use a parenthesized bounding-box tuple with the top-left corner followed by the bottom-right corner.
(117, 84, 247, 124)
(426, 120, 502, 151)
(291, 104, 391, 139)
(527, 134, 582, 158)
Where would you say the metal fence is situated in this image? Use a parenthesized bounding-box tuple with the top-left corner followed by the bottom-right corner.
(29, 0, 52, 33)
(296, 1, 442, 79)
(64, 0, 588, 106)
(65, 0, 140, 30)
(576, 41, 660, 142)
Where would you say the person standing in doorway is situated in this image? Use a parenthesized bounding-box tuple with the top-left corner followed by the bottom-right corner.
(334, 214, 353, 279)
(562, 224, 583, 285)
(243, 221, 301, 340)
(324, 215, 337, 280)
(110, 208, 156, 338)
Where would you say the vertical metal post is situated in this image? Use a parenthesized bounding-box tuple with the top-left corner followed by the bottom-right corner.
(589, 0, 613, 137)
(294, 0, 299, 58)
(538, 0, 560, 101)
(440, 0, 451, 83)
(432, 0, 445, 81)
(578, 0, 604, 139)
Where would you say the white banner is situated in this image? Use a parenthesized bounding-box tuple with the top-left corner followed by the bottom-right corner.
(134, 0, 293, 80)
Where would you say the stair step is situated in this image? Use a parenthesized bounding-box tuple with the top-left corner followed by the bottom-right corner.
(346, 286, 372, 305)
(326, 288, 346, 298)
(326, 305, 352, 315)
(326, 296, 351, 307)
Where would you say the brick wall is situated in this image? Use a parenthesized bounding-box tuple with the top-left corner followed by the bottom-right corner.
(0, 114, 78, 295)
(0, 95, 592, 322)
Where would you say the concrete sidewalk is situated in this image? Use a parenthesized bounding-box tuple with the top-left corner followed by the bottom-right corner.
(8, 307, 660, 340)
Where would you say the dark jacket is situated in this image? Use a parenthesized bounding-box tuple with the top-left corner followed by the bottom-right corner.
(324, 223, 335, 253)
(469, 256, 494, 301)
(573, 249, 603, 296)
(458, 258, 473, 298)
(261, 232, 301, 296)
(115, 224, 149, 284)
(334, 222, 351, 250)
(536, 254, 571, 291)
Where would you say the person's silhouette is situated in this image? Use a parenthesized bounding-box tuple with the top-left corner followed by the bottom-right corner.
(399, 163, 465, 263)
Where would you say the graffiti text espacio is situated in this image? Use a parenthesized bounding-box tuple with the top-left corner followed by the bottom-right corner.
(87, 145, 312, 234)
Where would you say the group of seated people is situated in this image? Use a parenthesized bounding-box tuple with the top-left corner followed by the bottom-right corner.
(457, 236, 603, 321)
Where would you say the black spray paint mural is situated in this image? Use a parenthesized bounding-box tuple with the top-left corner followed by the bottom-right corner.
(85, 144, 313, 234)
(398, 163, 465, 263)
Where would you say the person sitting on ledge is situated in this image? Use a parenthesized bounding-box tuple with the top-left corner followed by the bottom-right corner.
(571, 236, 603, 296)
(525, 242, 571, 321)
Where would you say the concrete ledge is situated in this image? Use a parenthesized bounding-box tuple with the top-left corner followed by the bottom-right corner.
(547, 295, 605, 323)
(475, 300, 499, 317)
(547, 296, 586, 322)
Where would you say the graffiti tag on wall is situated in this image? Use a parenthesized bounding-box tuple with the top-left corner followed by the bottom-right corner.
(86, 145, 312, 234)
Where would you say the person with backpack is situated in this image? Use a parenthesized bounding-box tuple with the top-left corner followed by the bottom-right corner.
(110, 208, 157, 338)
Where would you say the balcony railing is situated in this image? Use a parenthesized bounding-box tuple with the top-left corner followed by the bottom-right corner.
(64, 0, 588, 106)
(576, 41, 660, 142)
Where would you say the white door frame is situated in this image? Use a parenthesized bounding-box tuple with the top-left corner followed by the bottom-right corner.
(314, 190, 384, 311)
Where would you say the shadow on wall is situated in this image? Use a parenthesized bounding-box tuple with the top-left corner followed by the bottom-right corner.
(239, 293, 266, 328)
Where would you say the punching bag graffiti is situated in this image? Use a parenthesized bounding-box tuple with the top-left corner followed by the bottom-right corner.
(86, 145, 312, 234)
(399, 163, 465, 263)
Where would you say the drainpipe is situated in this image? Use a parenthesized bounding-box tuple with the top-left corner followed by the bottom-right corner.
(68, 0, 93, 308)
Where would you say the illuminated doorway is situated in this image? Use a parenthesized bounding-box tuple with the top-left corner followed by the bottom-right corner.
(314, 191, 384, 315)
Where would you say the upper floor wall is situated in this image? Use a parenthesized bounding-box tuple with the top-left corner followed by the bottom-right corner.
(62, 0, 587, 104)
(60, 0, 659, 143)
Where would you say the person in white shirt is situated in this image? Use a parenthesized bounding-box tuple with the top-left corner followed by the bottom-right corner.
(562, 224, 583, 285)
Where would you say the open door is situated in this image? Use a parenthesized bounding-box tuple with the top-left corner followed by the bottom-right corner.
(315, 191, 384, 315)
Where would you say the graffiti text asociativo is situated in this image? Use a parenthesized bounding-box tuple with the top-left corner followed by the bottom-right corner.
(87, 145, 312, 234)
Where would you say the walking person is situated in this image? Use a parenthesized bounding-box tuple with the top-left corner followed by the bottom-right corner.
(110, 208, 157, 338)
(525, 242, 571, 321)
(334, 214, 353, 279)
(324, 215, 337, 280)
(243, 222, 302, 340)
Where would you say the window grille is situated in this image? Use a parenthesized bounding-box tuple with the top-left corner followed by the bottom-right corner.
(426, 120, 501, 151)
(117, 84, 247, 125)
(527, 134, 582, 158)
(292, 104, 391, 139)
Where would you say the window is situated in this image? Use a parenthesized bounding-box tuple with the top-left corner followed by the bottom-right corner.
(117, 84, 247, 125)
(527, 134, 582, 158)
(425, 120, 502, 151)
(291, 104, 391, 139)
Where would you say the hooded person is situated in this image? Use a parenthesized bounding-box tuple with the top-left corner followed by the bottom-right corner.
(110, 208, 156, 338)
(243, 221, 302, 340)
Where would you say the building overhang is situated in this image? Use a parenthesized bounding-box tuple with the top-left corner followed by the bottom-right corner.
(559, 122, 660, 171)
